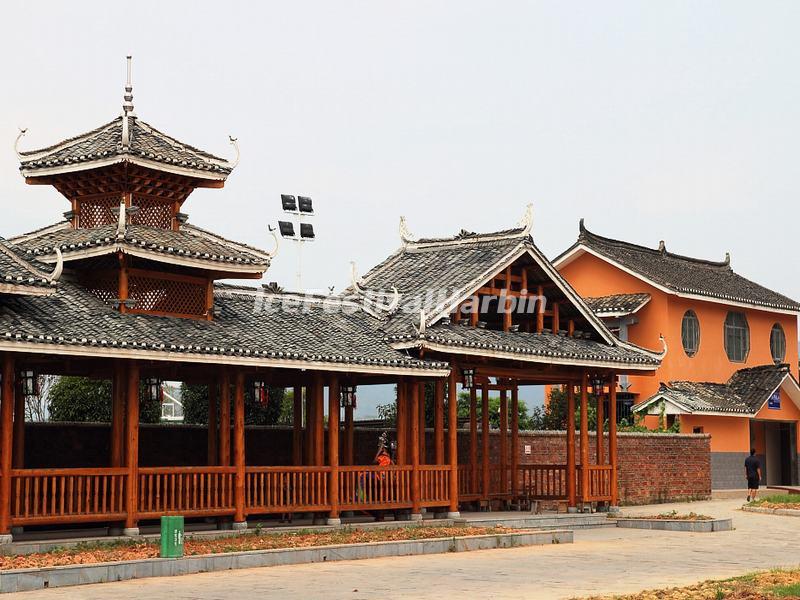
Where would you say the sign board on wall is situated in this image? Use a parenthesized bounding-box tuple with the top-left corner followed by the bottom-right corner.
(524, 444, 531, 455)
(768, 390, 781, 410)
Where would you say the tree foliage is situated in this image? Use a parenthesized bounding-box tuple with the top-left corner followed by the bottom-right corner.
(48, 376, 161, 423)
(181, 383, 290, 426)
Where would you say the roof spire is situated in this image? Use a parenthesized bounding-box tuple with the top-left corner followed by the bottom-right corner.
(122, 56, 135, 116)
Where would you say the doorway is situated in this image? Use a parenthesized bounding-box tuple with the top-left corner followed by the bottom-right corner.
(761, 421, 798, 486)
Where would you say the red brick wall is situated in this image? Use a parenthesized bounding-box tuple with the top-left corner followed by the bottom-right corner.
(482, 430, 711, 505)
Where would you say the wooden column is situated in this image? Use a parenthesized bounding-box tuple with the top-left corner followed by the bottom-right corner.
(447, 369, 459, 516)
(418, 382, 427, 464)
(566, 383, 577, 508)
(218, 371, 231, 467)
(0, 355, 15, 537)
(233, 371, 246, 526)
(305, 380, 315, 466)
(328, 376, 340, 522)
(207, 381, 218, 466)
(511, 384, 519, 502)
(580, 372, 590, 504)
(111, 362, 127, 467)
(292, 385, 303, 466)
(596, 380, 605, 467)
(434, 380, 445, 465)
(314, 375, 325, 466)
(345, 399, 355, 466)
(481, 381, 490, 503)
(12, 378, 24, 470)
(469, 386, 478, 494)
(410, 379, 421, 517)
(405, 381, 415, 464)
(499, 388, 508, 497)
(609, 373, 619, 507)
(536, 285, 544, 333)
(396, 380, 407, 465)
(124, 362, 140, 533)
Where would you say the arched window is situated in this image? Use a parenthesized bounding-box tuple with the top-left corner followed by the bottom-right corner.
(681, 310, 700, 357)
(770, 323, 786, 363)
(724, 312, 749, 362)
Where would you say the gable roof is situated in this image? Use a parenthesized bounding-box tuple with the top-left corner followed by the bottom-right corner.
(18, 117, 233, 181)
(10, 220, 271, 274)
(554, 221, 800, 314)
(0, 237, 58, 296)
(0, 279, 447, 376)
(353, 216, 664, 370)
(584, 293, 651, 318)
(635, 364, 800, 416)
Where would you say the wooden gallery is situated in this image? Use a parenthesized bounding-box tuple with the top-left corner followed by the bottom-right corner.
(0, 67, 665, 541)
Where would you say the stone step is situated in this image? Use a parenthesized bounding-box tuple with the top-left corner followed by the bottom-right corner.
(463, 514, 613, 530)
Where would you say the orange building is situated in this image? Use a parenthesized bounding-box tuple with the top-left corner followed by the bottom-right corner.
(554, 221, 800, 489)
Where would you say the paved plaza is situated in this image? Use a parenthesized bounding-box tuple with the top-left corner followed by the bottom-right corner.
(14, 498, 800, 600)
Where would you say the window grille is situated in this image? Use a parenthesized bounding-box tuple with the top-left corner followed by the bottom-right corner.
(78, 194, 121, 228)
(680, 310, 700, 357)
(131, 194, 174, 229)
(770, 323, 786, 363)
(127, 269, 209, 318)
(724, 312, 750, 362)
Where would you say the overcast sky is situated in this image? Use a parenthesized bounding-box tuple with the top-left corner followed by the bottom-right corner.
(1, 1, 799, 414)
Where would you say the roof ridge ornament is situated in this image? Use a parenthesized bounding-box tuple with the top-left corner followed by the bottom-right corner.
(517, 203, 533, 236)
(228, 136, 240, 168)
(0, 241, 63, 284)
(724, 251, 731, 266)
(122, 56, 135, 116)
(14, 128, 28, 160)
(658, 240, 666, 254)
(349, 261, 400, 313)
(266, 225, 279, 258)
(399, 216, 415, 246)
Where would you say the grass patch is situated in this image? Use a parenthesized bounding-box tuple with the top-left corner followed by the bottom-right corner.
(0, 525, 516, 571)
(578, 567, 800, 599)
(751, 494, 800, 509)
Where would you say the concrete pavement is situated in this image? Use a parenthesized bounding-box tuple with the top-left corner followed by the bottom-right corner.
(12, 498, 800, 600)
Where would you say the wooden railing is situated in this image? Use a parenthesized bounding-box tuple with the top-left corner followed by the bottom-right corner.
(457, 465, 481, 498)
(338, 466, 412, 510)
(580, 465, 613, 501)
(138, 467, 236, 518)
(418, 466, 450, 507)
(10, 468, 127, 526)
(246, 466, 331, 514)
(489, 465, 513, 497)
(518, 464, 568, 500)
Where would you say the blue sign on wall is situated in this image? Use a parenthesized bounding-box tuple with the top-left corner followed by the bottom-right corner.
(768, 390, 781, 410)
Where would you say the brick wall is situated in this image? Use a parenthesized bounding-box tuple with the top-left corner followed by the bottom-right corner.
(23, 424, 711, 505)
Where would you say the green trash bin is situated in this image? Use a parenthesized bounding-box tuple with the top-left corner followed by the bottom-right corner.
(160, 515, 185, 558)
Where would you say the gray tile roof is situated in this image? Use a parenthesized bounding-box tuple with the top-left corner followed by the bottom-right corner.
(642, 364, 795, 414)
(11, 221, 270, 270)
(0, 237, 57, 295)
(559, 221, 800, 312)
(360, 230, 527, 317)
(388, 322, 662, 367)
(0, 280, 444, 373)
(19, 117, 233, 178)
(584, 293, 651, 316)
(357, 226, 661, 368)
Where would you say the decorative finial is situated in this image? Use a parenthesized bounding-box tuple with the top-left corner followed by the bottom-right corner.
(578, 218, 586, 235)
(350, 261, 366, 294)
(116, 200, 127, 239)
(228, 136, 240, 168)
(14, 128, 28, 160)
(48, 248, 64, 283)
(518, 203, 533, 236)
(123, 56, 134, 116)
(265, 225, 279, 258)
(658, 240, 666, 253)
(724, 252, 731, 266)
(399, 216, 415, 246)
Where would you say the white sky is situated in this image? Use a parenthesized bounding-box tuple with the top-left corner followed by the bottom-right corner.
(1, 1, 799, 414)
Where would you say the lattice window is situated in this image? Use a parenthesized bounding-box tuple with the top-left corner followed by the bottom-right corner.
(81, 271, 119, 305)
(131, 194, 175, 229)
(78, 194, 122, 228)
(127, 269, 209, 318)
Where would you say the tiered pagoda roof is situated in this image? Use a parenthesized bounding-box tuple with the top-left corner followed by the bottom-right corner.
(18, 117, 233, 181)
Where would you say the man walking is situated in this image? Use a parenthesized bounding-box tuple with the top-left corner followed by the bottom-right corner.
(745, 448, 762, 502)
